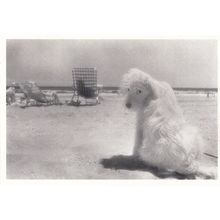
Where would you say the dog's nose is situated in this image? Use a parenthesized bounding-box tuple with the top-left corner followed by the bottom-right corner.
(126, 103, 132, 108)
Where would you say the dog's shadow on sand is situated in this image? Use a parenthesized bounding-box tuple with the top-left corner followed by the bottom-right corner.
(100, 155, 195, 179)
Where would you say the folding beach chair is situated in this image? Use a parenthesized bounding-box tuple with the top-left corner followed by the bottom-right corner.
(69, 68, 99, 106)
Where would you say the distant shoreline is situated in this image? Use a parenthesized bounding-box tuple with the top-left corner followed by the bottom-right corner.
(6, 85, 218, 92)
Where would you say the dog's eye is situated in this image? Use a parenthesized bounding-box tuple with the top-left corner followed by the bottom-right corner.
(137, 90, 142, 94)
(127, 88, 130, 92)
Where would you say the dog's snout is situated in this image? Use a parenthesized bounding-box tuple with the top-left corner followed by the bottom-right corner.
(126, 103, 132, 108)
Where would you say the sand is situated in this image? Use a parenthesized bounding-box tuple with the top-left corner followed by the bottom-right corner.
(7, 93, 218, 179)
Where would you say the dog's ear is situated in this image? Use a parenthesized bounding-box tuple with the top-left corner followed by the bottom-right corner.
(148, 80, 182, 116)
(145, 78, 166, 100)
(120, 75, 129, 95)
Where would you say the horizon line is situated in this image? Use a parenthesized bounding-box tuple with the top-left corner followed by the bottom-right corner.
(6, 84, 218, 91)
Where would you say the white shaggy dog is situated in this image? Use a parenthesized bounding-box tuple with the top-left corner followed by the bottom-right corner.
(121, 68, 216, 179)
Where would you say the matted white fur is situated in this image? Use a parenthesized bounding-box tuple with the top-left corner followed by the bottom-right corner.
(121, 68, 216, 179)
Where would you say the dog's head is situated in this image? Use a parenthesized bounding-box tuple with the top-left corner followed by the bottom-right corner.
(121, 68, 167, 111)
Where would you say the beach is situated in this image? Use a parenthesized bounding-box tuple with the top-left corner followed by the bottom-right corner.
(7, 92, 218, 179)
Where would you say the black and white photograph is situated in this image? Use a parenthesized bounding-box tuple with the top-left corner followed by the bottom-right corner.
(6, 39, 218, 179)
(1, 0, 220, 219)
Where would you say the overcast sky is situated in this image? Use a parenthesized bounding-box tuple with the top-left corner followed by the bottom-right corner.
(7, 39, 217, 88)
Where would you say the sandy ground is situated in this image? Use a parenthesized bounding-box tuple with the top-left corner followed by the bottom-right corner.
(7, 93, 218, 179)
